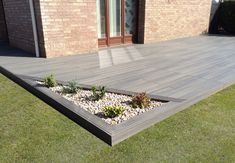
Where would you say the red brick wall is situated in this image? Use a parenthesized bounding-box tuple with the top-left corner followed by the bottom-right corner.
(0, 0, 7, 41)
(2, 0, 35, 53)
(142, 0, 212, 43)
(1, 0, 212, 58)
(35, 0, 98, 58)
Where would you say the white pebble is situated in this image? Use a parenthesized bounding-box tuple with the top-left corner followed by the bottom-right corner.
(45, 83, 165, 125)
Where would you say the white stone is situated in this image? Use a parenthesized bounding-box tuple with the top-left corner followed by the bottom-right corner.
(44, 82, 165, 125)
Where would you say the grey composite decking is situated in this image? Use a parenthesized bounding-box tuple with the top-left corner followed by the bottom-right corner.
(1, 36, 235, 100)
(1, 36, 235, 145)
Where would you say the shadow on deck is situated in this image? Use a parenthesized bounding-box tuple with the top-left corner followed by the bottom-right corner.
(0, 41, 34, 58)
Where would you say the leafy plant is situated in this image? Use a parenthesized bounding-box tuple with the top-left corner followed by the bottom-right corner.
(91, 86, 106, 100)
(103, 106, 125, 118)
(63, 81, 80, 94)
(44, 74, 57, 88)
(131, 92, 151, 109)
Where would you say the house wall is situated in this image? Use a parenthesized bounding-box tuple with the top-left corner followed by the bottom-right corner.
(34, 0, 98, 58)
(142, 0, 212, 43)
(2, 0, 35, 53)
(1, 0, 212, 58)
(0, 0, 7, 41)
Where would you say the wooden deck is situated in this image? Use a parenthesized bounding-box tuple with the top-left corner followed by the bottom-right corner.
(1, 36, 235, 100)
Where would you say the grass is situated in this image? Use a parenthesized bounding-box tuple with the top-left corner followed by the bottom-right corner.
(0, 73, 235, 163)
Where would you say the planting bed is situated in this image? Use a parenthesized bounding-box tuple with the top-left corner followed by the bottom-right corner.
(42, 83, 166, 125)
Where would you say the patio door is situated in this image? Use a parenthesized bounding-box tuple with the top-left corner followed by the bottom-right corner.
(97, 0, 138, 47)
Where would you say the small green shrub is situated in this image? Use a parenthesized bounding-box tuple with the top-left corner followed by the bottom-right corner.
(44, 74, 57, 87)
(91, 86, 106, 100)
(63, 81, 80, 94)
(131, 92, 151, 109)
(103, 106, 125, 118)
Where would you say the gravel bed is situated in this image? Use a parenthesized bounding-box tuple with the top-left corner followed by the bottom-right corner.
(38, 82, 165, 125)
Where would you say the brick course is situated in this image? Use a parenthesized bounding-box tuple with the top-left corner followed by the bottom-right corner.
(142, 0, 212, 43)
(0, 0, 7, 41)
(2, 0, 35, 53)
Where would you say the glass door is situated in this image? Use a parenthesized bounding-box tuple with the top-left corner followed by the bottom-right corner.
(124, 0, 137, 42)
(97, 0, 106, 38)
(97, 0, 138, 46)
(108, 0, 123, 45)
(109, 0, 121, 37)
(97, 0, 107, 46)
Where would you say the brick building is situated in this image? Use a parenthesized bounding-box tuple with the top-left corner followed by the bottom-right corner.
(0, 0, 212, 58)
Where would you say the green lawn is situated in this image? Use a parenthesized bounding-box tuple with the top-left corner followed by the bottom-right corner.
(0, 73, 235, 163)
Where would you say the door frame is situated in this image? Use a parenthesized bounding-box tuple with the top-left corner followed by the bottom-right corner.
(98, 0, 138, 47)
